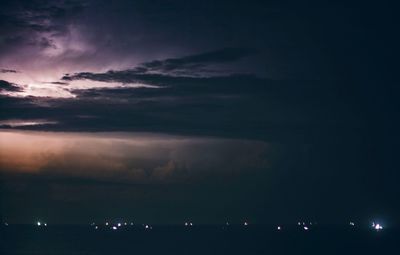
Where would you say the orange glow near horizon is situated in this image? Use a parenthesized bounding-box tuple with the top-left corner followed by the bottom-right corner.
(0, 130, 269, 182)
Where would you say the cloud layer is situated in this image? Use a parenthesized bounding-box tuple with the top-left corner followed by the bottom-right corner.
(0, 130, 270, 183)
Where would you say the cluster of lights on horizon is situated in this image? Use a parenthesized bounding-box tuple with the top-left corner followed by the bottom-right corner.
(36, 221, 47, 227)
(372, 222, 383, 231)
(1, 220, 385, 232)
(184, 222, 194, 227)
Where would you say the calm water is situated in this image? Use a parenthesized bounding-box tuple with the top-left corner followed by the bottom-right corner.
(1, 225, 398, 254)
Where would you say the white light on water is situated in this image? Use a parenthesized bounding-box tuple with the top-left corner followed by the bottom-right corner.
(117, 223, 122, 227)
(373, 223, 383, 230)
(112, 226, 117, 230)
(244, 222, 248, 226)
(37, 222, 41, 226)
(303, 226, 309, 231)
(277, 226, 281, 230)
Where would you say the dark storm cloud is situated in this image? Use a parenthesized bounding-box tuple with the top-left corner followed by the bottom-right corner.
(0, 80, 23, 92)
(0, 69, 18, 73)
(0, 73, 363, 146)
(62, 47, 256, 83)
(70, 74, 265, 98)
(0, 5, 370, 144)
(43, 81, 69, 85)
(0, 0, 86, 33)
(141, 47, 257, 75)
(0, 0, 87, 54)
(0, 47, 362, 142)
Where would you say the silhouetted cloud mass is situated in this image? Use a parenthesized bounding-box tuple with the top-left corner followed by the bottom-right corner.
(0, 69, 18, 73)
(0, 80, 23, 92)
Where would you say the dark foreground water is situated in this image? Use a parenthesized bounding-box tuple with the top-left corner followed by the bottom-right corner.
(1, 225, 399, 255)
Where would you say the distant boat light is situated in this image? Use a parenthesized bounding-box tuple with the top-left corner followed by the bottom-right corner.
(374, 223, 383, 230)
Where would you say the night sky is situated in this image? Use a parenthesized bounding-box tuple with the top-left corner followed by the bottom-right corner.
(0, 0, 399, 225)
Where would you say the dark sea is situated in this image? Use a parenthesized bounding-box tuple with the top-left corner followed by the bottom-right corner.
(1, 225, 398, 254)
